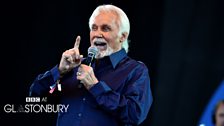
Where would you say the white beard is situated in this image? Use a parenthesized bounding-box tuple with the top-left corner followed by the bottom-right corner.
(95, 46, 114, 59)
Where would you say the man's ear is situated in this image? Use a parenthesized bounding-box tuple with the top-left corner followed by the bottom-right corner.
(120, 32, 128, 43)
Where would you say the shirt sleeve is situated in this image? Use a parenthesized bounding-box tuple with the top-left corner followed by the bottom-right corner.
(89, 63, 153, 125)
(29, 65, 60, 96)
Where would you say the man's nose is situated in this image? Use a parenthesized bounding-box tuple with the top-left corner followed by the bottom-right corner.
(94, 30, 103, 38)
(94, 33, 103, 38)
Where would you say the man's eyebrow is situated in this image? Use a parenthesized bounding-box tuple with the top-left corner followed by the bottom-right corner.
(101, 24, 111, 28)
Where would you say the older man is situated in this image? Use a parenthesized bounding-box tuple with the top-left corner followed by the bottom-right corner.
(30, 4, 153, 126)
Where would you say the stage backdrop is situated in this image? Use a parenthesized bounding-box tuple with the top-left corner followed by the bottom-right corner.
(1, 0, 224, 126)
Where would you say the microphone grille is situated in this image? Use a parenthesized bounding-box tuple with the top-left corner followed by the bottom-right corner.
(88, 46, 99, 57)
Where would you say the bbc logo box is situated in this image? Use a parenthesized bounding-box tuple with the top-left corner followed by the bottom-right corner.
(26, 97, 40, 102)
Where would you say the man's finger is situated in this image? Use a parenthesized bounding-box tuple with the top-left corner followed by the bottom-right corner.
(74, 36, 81, 48)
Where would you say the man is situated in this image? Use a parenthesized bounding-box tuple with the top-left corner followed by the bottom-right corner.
(30, 4, 153, 126)
(213, 100, 224, 126)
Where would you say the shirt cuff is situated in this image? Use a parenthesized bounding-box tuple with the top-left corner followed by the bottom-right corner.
(89, 81, 112, 97)
(50, 65, 61, 82)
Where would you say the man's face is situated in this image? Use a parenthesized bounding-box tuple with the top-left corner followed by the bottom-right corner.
(90, 12, 122, 58)
(216, 104, 224, 126)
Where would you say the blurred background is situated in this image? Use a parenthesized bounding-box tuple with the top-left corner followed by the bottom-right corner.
(1, 0, 224, 125)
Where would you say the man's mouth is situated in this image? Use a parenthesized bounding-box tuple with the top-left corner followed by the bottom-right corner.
(94, 41, 107, 50)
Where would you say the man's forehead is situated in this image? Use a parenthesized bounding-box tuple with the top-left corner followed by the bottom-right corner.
(92, 16, 118, 28)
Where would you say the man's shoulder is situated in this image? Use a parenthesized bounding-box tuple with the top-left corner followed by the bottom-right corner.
(124, 57, 148, 70)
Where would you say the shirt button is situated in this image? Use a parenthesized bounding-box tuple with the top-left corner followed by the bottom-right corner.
(78, 113, 82, 117)
(82, 98, 86, 101)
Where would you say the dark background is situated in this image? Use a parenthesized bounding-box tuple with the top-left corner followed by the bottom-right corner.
(1, 0, 224, 125)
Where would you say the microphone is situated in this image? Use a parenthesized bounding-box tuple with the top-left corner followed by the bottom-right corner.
(84, 46, 99, 66)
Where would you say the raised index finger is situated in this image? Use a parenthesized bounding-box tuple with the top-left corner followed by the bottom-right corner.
(74, 36, 81, 48)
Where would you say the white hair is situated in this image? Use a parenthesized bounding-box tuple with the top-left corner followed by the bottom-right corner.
(89, 5, 130, 53)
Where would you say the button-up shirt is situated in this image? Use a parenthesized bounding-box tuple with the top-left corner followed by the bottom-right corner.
(29, 48, 153, 126)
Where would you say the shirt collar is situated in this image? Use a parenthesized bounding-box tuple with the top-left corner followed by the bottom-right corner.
(109, 48, 127, 69)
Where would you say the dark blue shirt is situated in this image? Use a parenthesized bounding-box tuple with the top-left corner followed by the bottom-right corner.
(29, 49, 153, 126)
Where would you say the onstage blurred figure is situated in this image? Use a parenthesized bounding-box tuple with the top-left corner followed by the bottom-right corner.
(213, 100, 224, 126)
(29, 4, 153, 126)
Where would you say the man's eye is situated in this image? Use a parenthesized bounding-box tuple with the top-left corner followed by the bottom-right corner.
(91, 26, 97, 31)
(102, 26, 111, 32)
(92, 28, 97, 31)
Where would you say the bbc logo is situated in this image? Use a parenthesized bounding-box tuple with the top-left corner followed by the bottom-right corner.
(26, 97, 40, 102)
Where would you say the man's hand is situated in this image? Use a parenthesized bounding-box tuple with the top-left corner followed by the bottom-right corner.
(59, 36, 83, 76)
(77, 64, 99, 90)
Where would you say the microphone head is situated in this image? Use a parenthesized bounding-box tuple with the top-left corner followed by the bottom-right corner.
(88, 46, 99, 58)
